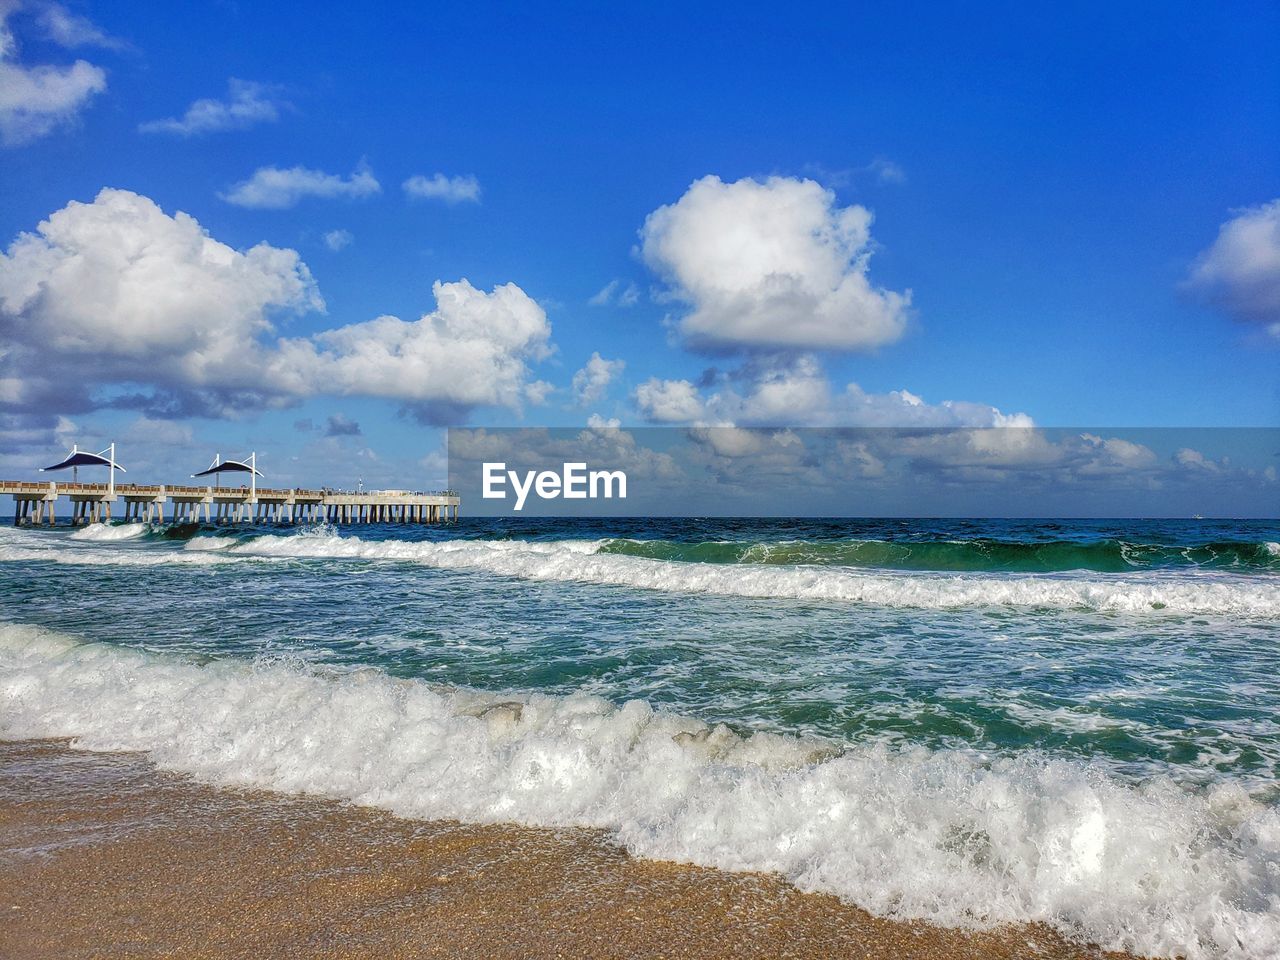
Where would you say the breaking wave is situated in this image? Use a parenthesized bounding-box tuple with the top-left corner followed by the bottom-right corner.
(231, 532, 1280, 616)
(1, 622, 1275, 960)
(2, 525, 1277, 615)
(597, 536, 1280, 573)
(67, 521, 150, 542)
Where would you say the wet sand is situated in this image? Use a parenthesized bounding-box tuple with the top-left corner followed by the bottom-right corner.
(0, 739, 1140, 960)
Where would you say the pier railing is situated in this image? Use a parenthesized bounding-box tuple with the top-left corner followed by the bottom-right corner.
(3, 480, 460, 527)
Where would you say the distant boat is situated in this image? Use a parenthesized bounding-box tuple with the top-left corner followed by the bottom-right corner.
(1192, 514, 1204, 520)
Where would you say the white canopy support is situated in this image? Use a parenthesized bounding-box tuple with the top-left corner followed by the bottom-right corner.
(192, 452, 262, 497)
(41, 442, 125, 491)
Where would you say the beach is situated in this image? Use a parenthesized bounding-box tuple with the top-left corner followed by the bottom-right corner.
(1, 739, 1138, 960)
(1, 517, 1277, 958)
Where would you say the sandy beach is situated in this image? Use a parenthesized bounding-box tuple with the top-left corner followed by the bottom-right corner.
(0, 739, 1142, 960)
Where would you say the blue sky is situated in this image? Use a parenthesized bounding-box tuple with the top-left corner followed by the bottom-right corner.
(1, 1, 1277, 489)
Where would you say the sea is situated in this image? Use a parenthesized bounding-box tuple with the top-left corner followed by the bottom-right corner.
(1, 516, 1278, 959)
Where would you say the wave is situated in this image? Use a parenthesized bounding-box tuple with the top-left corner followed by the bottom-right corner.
(67, 521, 151, 542)
(0, 622, 1274, 960)
(181, 536, 238, 552)
(231, 533, 1280, 616)
(0, 525, 236, 568)
(3, 525, 1277, 615)
(597, 536, 1280, 573)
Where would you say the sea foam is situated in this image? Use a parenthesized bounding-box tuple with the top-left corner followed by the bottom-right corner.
(230, 533, 1280, 616)
(67, 521, 151, 542)
(1, 622, 1276, 959)
(3, 525, 1277, 615)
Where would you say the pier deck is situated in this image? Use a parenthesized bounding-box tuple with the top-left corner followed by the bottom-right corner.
(1, 481, 459, 526)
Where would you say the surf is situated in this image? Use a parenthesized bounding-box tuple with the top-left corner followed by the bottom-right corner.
(597, 536, 1280, 573)
(0, 621, 1275, 960)
(227, 532, 1280, 616)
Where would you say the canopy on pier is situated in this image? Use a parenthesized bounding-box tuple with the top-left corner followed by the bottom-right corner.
(192, 456, 262, 478)
(41, 448, 126, 473)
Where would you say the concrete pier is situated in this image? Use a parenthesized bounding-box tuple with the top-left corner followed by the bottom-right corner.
(1, 481, 459, 526)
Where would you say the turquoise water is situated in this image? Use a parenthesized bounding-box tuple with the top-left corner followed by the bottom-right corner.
(1, 517, 1278, 958)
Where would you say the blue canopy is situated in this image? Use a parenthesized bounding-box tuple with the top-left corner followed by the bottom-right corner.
(192, 457, 262, 478)
(41, 449, 126, 473)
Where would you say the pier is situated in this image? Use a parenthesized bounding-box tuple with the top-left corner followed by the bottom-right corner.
(1, 481, 460, 526)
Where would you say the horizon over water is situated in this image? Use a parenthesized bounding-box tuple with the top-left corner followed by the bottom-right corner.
(2, 515, 1278, 959)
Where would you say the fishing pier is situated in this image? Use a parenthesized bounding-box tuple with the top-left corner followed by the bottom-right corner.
(4, 443, 457, 526)
(2, 480, 460, 526)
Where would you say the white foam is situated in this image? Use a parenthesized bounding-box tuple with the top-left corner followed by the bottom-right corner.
(67, 522, 150, 542)
(0, 622, 1275, 959)
(182, 536, 238, 552)
(3, 526, 1277, 615)
(230, 534, 1280, 616)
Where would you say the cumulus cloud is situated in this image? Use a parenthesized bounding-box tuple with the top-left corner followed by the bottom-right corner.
(0, 187, 322, 414)
(139, 79, 287, 136)
(222, 163, 381, 209)
(640, 175, 911, 352)
(1186, 199, 1280, 336)
(632, 354, 1030, 429)
(1173, 447, 1223, 472)
(0, 2, 107, 146)
(268, 278, 552, 422)
(402, 173, 481, 204)
(523, 379, 555, 406)
(0, 189, 553, 424)
(322, 228, 353, 251)
(634, 378, 706, 423)
(571, 352, 624, 405)
(681, 427, 1169, 492)
(589, 278, 640, 307)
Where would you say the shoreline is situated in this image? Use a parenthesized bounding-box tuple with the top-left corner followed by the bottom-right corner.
(0, 739, 1141, 960)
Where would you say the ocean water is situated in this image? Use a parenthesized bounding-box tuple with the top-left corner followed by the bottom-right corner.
(1, 516, 1278, 958)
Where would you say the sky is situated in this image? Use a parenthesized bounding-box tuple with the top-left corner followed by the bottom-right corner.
(0, 0, 1277, 492)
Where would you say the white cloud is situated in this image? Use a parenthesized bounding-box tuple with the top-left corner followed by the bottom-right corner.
(139, 79, 286, 136)
(589, 278, 640, 307)
(0, 189, 553, 423)
(1173, 447, 1224, 473)
(524, 379, 555, 406)
(269, 279, 552, 420)
(1186, 199, 1280, 335)
(222, 163, 381, 210)
(634, 378, 706, 423)
(632, 355, 1030, 429)
(586, 413, 620, 429)
(322, 229, 353, 252)
(677, 427, 1180, 498)
(402, 173, 481, 204)
(0, 3, 106, 146)
(35, 2, 123, 49)
(640, 175, 911, 352)
(0, 187, 322, 409)
(571, 351, 624, 405)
